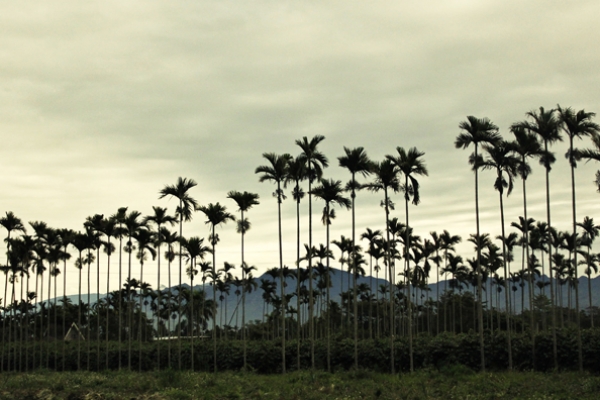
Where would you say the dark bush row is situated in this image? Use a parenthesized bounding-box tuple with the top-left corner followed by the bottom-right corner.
(2, 328, 599, 373)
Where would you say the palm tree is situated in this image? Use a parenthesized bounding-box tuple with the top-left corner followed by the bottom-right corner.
(159, 177, 198, 370)
(144, 206, 176, 370)
(84, 214, 106, 371)
(181, 236, 210, 370)
(255, 152, 291, 372)
(0, 212, 25, 373)
(285, 155, 307, 369)
(311, 178, 351, 371)
(110, 206, 128, 370)
(227, 190, 260, 370)
(133, 227, 156, 371)
(161, 227, 179, 366)
(197, 202, 235, 373)
(514, 106, 561, 369)
(480, 140, 519, 370)
(387, 146, 428, 372)
(557, 105, 600, 371)
(361, 228, 382, 339)
(365, 159, 400, 373)
(56, 228, 74, 371)
(338, 146, 372, 368)
(295, 135, 328, 369)
(455, 115, 501, 371)
(577, 216, 599, 327)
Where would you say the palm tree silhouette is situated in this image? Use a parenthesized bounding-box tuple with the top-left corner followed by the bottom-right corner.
(110, 206, 128, 370)
(577, 216, 599, 327)
(455, 115, 500, 372)
(0, 212, 25, 373)
(481, 140, 519, 369)
(227, 190, 259, 370)
(311, 178, 350, 371)
(295, 135, 328, 369)
(361, 228, 382, 339)
(181, 235, 210, 370)
(557, 105, 600, 371)
(285, 155, 307, 369)
(133, 227, 156, 372)
(387, 146, 428, 372)
(365, 158, 400, 373)
(338, 146, 372, 367)
(197, 202, 234, 373)
(143, 206, 176, 370)
(159, 177, 198, 369)
(514, 106, 560, 369)
(255, 152, 291, 372)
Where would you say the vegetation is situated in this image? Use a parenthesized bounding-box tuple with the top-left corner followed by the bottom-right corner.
(2, 105, 600, 375)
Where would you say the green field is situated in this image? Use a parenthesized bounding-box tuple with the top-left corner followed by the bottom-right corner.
(1, 368, 599, 400)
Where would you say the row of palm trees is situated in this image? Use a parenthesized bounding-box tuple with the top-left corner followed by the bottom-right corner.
(2, 104, 600, 374)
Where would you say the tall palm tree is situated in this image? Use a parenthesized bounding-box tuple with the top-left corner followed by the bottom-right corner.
(110, 206, 128, 370)
(285, 155, 306, 370)
(514, 106, 561, 369)
(295, 135, 328, 369)
(161, 227, 179, 367)
(557, 105, 600, 372)
(227, 190, 259, 370)
(197, 202, 235, 373)
(387, 146, 428, 372)
(181, 236, 210, 370)
(481, 140, 519, 370)
(366, 159, 400, 373)
(255, 152, 290, 372)
(338, 146, 372, 368)
(123, 211, 144, 370)
(361, 228, 382, 339)
(311, 178, 351, 371)
(159, 177, 198, 370)
(455, 115, 501, 371)
(56, 228, 74, 371)
(144, 206, 176, 370)
(0, 212, 25, 373)
(84, 214, 106, 371)
(576, 216, 599, 327)
(133, 227, 156, 371)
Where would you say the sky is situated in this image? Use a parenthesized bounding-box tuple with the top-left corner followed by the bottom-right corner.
(2, 1, 600, 297)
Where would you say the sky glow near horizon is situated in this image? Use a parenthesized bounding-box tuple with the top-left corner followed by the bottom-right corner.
(2, 1, 600, 297)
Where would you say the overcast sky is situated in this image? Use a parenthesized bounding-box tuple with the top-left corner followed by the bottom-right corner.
(2, 1, 600, 296)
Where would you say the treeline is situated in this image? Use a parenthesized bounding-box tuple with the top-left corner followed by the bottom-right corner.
(2, 105, 600, 374)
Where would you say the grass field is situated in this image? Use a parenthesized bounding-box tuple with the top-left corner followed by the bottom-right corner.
(0, 367, 599, 399)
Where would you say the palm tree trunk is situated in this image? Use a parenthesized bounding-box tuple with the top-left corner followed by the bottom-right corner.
(498, 189, 513, 370)
(326, 204, 331, 373)
(384, 187, 395, 374)
(542, 143, 558, 370)
(296, 195, 301, 371)
(212, 226, 218, 373)
(405, 177, 414, 373)
(118, 233, 123, 371)
(569, 147, 583, 372)
(351, 179, 359, 370)
(308, 178, 315, 370)
(474, 145, 486, 371)
(277, 182, 286, 374)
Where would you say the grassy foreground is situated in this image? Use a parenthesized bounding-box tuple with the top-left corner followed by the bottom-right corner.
(0, 368, 599, 399)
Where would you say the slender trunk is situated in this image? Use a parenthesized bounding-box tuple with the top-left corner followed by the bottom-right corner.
(474, 144, 486, 371)
(96, 247, 101, 371)
(62, 253, 67, 372)
(118, 232, 123, 371)
(155, 230, 161, 371)
(498, 186, 513, 370)
(178, 205, 183, 370)
(277, 182, 286, 374)
(384, 187, 395, 374)
(241, 209, 248, 370)
(106, 242, 111, 371)
(296, 192, 301, 371)
(543, 142, 558, 370)
(326, 204, 331, 373)
(569, 143, 583, 372)
(351, 177, 359, 370)
(212, 226, 218, 373)
(308, 177, 315, 369)
(405, 177, 414, 373)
